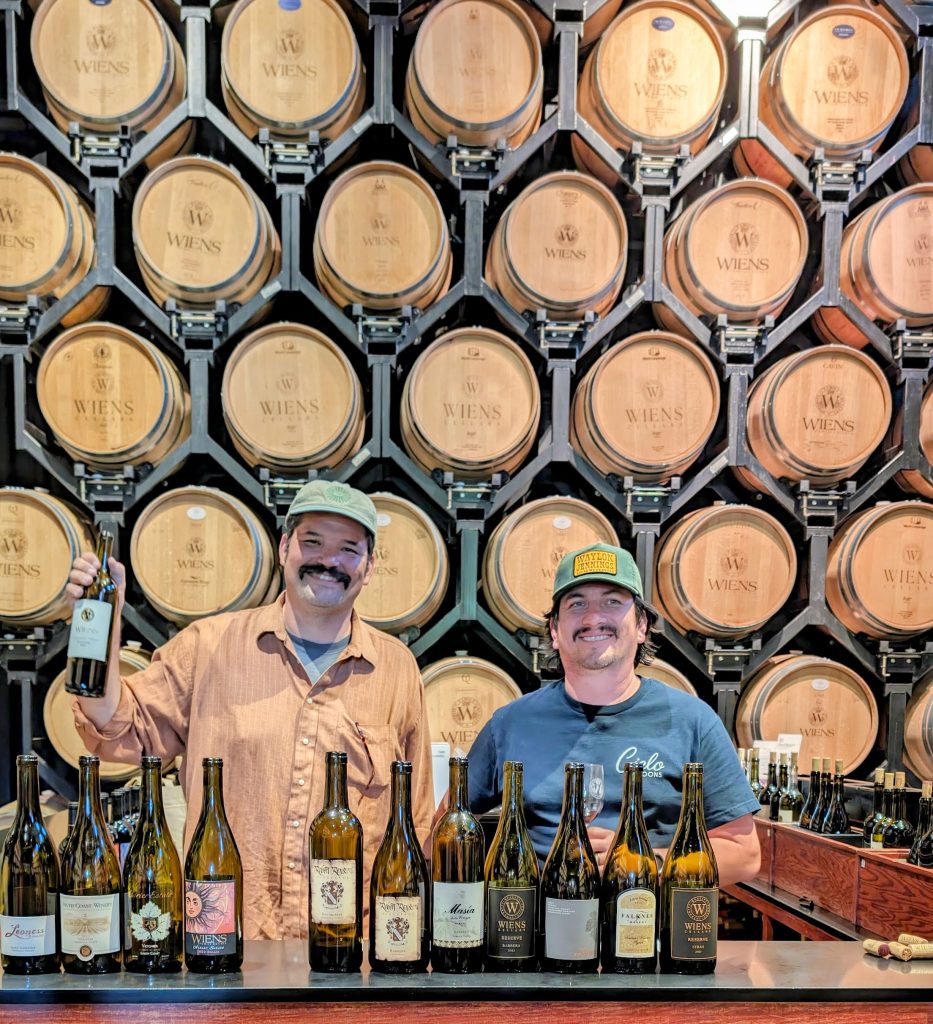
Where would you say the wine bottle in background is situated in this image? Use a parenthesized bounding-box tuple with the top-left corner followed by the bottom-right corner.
(601, 763, 657, 975)
(59, 755, 122, 973)
(0, 753, 60, 974)
(308, 751, 363, 973)
(759, 755, 777, 811)
(484, 761, 538, 972)
(123, 756, 183, 973)
(788, 753, 804, 822)
(431, 757, 484, 973)
(660, 763, 719, 975)
(59, 801, 79, 860)
(736, 749, 747, 779)
(809, 758, 831, 832)
(863, 769, 885, 848)
(111, 790, 132, 870)
(911, 781, 933, 869)
(769, 754, 788, 822)
(798, 757, 820, 829)
(820, 759, 848, 835)
(908, 781, 932, 866)
(540, 763, 600, 974)
(747, 750, 762, 802)
(184, 758, 243, 973)
(883, 773, 914, 849)
(871, 773, 895, 850)
(64, 530, 117, 699)
(369, 761, 429, 974)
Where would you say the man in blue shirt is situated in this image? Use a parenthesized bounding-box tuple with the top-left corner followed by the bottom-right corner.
(467, 543, 761, 885)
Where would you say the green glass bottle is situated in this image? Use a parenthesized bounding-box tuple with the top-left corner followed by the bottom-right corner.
(862, 768, 885, 848)
(871, 773, 895, 850)
(797, 757, 820, 829)
(65, 530, 117, 698)
(820, 759, 848, 835)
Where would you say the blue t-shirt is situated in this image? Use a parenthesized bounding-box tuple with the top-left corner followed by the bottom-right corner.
(467, 677, 761, 862)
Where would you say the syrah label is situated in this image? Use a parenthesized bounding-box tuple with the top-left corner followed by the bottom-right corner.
(486, 886, 535, 960)
(668, 887, 718, 961)
(432, 881, 483, 948)
(60, 893, 120, 959)
(544, 897, 598, 961)
(374, 895, 420, 962)
(310, 859, 356, 926)
(67, 599, 112, 662)
(184, 880, 237, 955)
(0, 914, 56, 957)
(614, 889, 656, 958)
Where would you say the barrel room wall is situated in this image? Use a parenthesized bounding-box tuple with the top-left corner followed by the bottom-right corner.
(0, 0, 931, 807)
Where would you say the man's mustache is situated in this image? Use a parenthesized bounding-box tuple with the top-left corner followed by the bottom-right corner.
(298, 564, 352, 588)
(574, 626, 618, 639)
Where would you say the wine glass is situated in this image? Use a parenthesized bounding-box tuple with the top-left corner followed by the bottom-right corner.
(582, 763, 605, 823)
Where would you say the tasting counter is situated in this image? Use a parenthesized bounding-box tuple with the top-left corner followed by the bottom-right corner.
(0, 941, 931, 1024)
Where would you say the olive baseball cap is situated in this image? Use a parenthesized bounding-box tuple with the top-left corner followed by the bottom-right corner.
(285, 480, 377, 538)
(552, 543, 644, 602)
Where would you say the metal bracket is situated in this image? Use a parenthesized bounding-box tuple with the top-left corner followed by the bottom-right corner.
(258, 129, 326, 186)
(891, 320, 933, 372)
(74, 464, 137, 515)
(68, 123, 132, 178)
(876, 640, 933, 681)
(259, 471, 318, 525)
(447, 135, 506, 183)
(810, 147, 873, 202)
(704, 635, 762, 679)
(628, 141, 692, 198)
(442, 473, 504, 521)
(620, 477, 680, 524)
(353, 305, 413, 354)
(794, 480, 856, 528)
(535, 310, 595, 360)
(713, 316, 772, 366)
(167, 299, 229, 348)
(0, 297, 40, 339)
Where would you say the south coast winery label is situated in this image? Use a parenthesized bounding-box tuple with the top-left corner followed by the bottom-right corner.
(310, 859, 356, 926)
(669, 887, 718, 960)
(184, 880, 237, 955)
(60, 893, 121, 961)
(486, 886, 535, 960)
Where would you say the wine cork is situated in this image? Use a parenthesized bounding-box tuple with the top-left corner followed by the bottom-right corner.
(898, 933, 929, 945)
(863, 939, 913, 961)
(895, 771, 906, 787)
(874, 768, 885, 784)
(834, 758, 844, 774)
(811, 757, 820, 771)
(780, 752, 788, 765)
(822, 758, 831, 771)
(922, 781, 932, 798)
(903, 944, 933, 959)
(884, 772, 895, 787)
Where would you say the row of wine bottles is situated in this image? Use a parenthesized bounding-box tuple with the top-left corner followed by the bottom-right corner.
(863, 770, 933, 863)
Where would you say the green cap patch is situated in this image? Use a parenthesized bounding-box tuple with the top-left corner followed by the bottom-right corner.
(285, 480, 377, 537)
(553, 542, 643, 602)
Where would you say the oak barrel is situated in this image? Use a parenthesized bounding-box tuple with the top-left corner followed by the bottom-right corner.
(37, 321, 191, 469)
(221, 0, 365, 141)
(485, 171, 628, 321)
(421, 655, 522, 753)
(43, 644, 153, 781)
(355, 492, 449, 634)
(893, 384, 933, 499)
(733, 6, 909, 188)
(0, 488, 95, 625)
(130, 486, 280, 625)
(735, 654, 879, 775)
(570, 330, 720, 483)
(132, 156, 281, 310)
(637, 657, 697, 697)
(898, 101, 933, 186)
(904, 670, 933, 782)
(221, 322, 364, 473)
(826, 501, 933, 640)
(573, 1, 727, 185)
(738, 344, 892, 488)
(653, 503, 797, 639)
(812, 185, 933, 348)
(313, 161, 451, 312)
(30, 0, 191, 169)
(400, 327, 540, 480)
(481, 496, 619, 634)
(654, 177, 808, 335)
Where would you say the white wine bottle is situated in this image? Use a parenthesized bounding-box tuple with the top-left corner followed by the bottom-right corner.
(65, 530, 117, 698)
(798, 757, 821, 829)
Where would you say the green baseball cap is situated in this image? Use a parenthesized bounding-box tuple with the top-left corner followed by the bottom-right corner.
(285, 480, 377, 538)
(552, 543, 644, 602)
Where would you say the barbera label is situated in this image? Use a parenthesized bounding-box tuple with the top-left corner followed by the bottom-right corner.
(0, 914, 56, 957)
(184, 880, 237, 955)
(432, 881, 483, 948)
(374, 896, 420, 961)
(60, 893, 120, 959)
(486, 886, 535, 960)
(310, 860, 356, 926)
(669, 887, 718, 961)
(615, 889, 656, 958)
(67, 599, 112, 662)
(544, 897, 599, 961)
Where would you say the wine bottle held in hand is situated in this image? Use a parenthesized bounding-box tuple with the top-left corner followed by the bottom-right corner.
(431, 757, 484, 973)
(308, 751, 363, 972)
(0, 754, 61, 974)
(184, 758, 243, 973)
(65, 530, 117, 698)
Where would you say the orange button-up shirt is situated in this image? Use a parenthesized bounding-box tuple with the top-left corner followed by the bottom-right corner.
(73, 595, 434, 940)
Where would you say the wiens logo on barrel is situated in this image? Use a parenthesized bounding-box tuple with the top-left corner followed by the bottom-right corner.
(76, 24, 128, 74)
(166, 201, 221, 253)
(813, 54, 867, 105)
(0, 198, 33, 249)
(0, 528, 38, 577)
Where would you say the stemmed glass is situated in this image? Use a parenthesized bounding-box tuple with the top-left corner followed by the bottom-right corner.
(582, 763, 605, 823)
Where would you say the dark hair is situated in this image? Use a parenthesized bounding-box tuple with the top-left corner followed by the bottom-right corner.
(283, 513, 375, 556)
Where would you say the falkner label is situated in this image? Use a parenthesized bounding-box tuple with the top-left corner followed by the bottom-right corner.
(573, 550, 616, 578)
(310, 860, 356, 926)
(615, 889, 656, 958)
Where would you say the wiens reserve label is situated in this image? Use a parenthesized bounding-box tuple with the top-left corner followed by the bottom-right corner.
(668, 887, 717, 961)
(486, 886, 535, 960)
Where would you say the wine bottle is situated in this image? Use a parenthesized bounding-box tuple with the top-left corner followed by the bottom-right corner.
(820, 759, 848, 835)
(308, 751, 363, 973)
(798, 757, 820, 829)
(123, 756, 183, 973)
(660, 763, 718, 975)
(770, 754, 788, 822)
(369, 761, 429, 973)
(184, 758, 243, 973)
(59, 755, 122, 973)
(540, 762, 600, 974)
(809, 758, 831, 832)
(736, 749, 747, 778)
(747, 750, 762, 802)
(863, 769, 885, 847)
(883, 772, 914, 849)
(871, 773, 895, 850)
(59, 801, 78, 860)
(908, 781, 932, 866)
(911, 781, 933, 869)
(788, 753, 804, 822)
(601, 763, 657, 974)
(759, 756, 777, 812)
(484, 761, 538, 972)
(64, 530, 117, 698)
(110, 790, 133, 870)
(0, 753, 60, 974)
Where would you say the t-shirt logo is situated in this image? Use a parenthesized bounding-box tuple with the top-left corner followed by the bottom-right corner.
(573, 550, 616, 577)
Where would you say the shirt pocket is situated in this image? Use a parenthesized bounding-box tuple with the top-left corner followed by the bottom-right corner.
(345, 720, 396, 800)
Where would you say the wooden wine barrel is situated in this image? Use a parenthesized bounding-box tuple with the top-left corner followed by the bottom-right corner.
(43, 644, 153, 781)
(132, 156, 281, 310)
(893, 384, 933, 499)
(733, 6, 909, 188)
(221, 322, 364, 473)
(812, 185, 933, 348)
(655, 178, 808, 335)
(313, 161, 451, 312)
(37, 321, 190, 469)
(421, 655, 522, 753)
(904, 670, 933, 782)
(826, 501, 933, 640)
(898, 101, 933, 185)
(738, 344, 892, 488)
(0, 488, 96, 626)
(653, 504, 797, 639)
(637, 657, 697, 697)
(221, 0, 365, 141)
(485, 171, 627, 321)
(355, 493, 448, 633)
(405, 0, 543, 149)
(735, 654, 879, 775)
(0, 154, 109, 324)
(30, 0, 192, 169)
(481, 496, 619, 634)
(571, 330, 720, 483)
(400, 327, 540, 480)
(572, 1, 727, 185)
(130, 486, 280, 625)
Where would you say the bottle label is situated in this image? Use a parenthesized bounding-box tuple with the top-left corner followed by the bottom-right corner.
(125, 890, 176, 957)
(184, 880, 237, 955)
(67, 600, 112, 662)
(668, 887, 718, 961)
(374, 896, 420, 962)
(486, 886, 535, 960)
(544, 897, 599, 961)
(432, 881, 483, 948)
(778, 809, 794, 823)
(60, 893, 121, 959)
(870, 836, 884, 850)
(615, 889, 656, 958)
(310, 859, 356, 927)
(0, 914, 56, 957)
